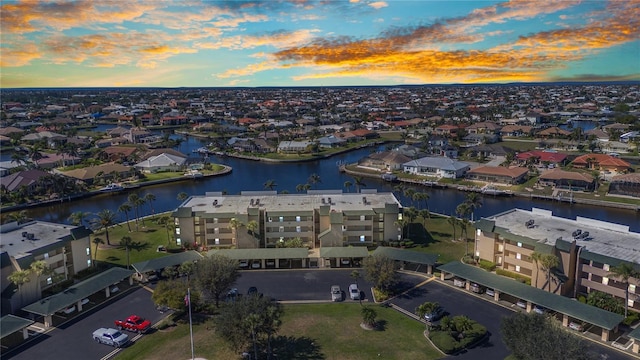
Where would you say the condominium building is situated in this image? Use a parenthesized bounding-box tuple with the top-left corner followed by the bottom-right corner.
(0, 221, 93, 314)
(172, 190, 402, 250)
(475, 208, 640, 312)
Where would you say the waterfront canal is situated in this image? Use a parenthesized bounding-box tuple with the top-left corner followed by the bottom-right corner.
(13, 134, 640, 232)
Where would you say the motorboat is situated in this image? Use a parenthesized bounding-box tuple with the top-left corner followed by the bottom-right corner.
(99, 183, 124, 192)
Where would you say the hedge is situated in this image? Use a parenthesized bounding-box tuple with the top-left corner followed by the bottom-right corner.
(429, 331, 461, 354)
(496, 268, 531, 285)
(478, 259, 496, 272)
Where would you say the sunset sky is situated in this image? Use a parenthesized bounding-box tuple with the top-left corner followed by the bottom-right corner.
(1, 0, 639, 88)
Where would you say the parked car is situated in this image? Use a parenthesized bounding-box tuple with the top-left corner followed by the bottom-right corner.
(239, 260, 249, 268)
(569, 321, 584, 331)
(266, 259, 275, 267)
(227, 288, 239, 302)
(341, 258, 351, 266)
(115, 315, 151, 333)
(331, 285, 342, 302)
(251, 260, 261, 269)
(59, 305, 76, 315)
(533, 306, 546, 315)
(92, 328, 129, 347)
(470, 283, 484, 294)
(485, 288, 495, 297)
(516, 300, 527, 309)
(349, 284, 360, 300)
(424, 307, 445, 322)
(453, 278, 466, 288)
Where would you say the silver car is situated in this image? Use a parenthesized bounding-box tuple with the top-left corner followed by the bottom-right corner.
(331, 285, 342, 302)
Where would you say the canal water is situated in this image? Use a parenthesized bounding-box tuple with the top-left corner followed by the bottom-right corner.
(4, 129, 640, 231)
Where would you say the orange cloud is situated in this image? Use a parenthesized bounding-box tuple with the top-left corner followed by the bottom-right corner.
(368, 2, 388, 10)
(0, 42, 42, 67)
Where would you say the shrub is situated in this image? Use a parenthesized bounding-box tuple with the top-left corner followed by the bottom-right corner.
(429, 331, 461, 354)
(496, 269, 531, 285)
(623, 312, 640, 326)
(462, 255, 475, 264)
(577, 295, 587, 304)
(478, 259, 496, 272)
(403, 240, 414, 248)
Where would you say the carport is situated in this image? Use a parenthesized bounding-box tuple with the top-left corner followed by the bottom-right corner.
(132, 250, 204, 281)
(438, 261, 624, 341)
(372, 246, 438, 274)
(21, 267, 134, 328)
(0, 314, 34, 343)
(208, 248, 310, 268)
(320, 247, 369, 268)
(629, 327, 640, 354)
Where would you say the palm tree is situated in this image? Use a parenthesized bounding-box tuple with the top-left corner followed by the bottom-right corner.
(177, 192, 188, 201)
(344, 181, 353, 193)
(415, 301, 440, 324)
(419, 209, 430, 229)
(361, 306, 377, 328)
(118, 202, 133, 232)
(539, 253, 560, 292)
(143, 192, 156, 215)
(8, 210, 29, 224)
(609, 262, 639, 318)
(246, 220, 259, 240)
(308, 173, 321, 189)
(461, 218, 471, 255)
(10, 151, 28, 167)
(68, 211, 90, 227)
(403, 207, 417, 239)
(7, 270, 31, 303)
(263, 179, 277, 190)
(394, 218, 408, 240)
(29, 145, 43, 168)
(464, 193, 483, 221)
(456, 203, 471, 219)
(92, 209, 118, 246)
(119, 236, 133, 269)
(530, 252, 543, 288)
(353, 176, 366, 193)
(92, 237, 104, 267)
(228, 218, 243, 245)
(447, 216, 458, 242)
(295, 184, 305, 193)
(157, 216, 174, 245)
(128, 193, 146, 228)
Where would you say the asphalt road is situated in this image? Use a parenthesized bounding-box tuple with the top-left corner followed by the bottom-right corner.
(4, 269, 638, 360)
(4, 287, 164, 360)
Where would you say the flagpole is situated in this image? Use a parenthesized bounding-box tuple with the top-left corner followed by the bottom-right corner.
(188, 287, 195, 360)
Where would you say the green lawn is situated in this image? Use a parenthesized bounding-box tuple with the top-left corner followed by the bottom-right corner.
(403, 215, 470, 264)
(499, 140, 538, 152)
(93, 214, 177, 268)
(115, 303, 443, 360)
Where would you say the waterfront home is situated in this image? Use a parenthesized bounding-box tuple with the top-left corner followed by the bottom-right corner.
(516, 150, 567, 166)
(466, 166, 528, 184)
(402, 157, 470, 179)
(609, 173, 640, 198)
(61, 163, 134, 185)
(499, 124, 533, 137)
(134, 153, 186, 173)
(358, 151, 411, 171)
(35, 153, 81, 169)
(20, 131, 67, 148)
(317, 135, 346, 149)
(538, 169, 595, 191)
(0, 169, 49, 192)
(536, 126, 571, 139)
(571, 154, 631, 173)
(466, 144, 515, 159)
(277, 140, 313, 153)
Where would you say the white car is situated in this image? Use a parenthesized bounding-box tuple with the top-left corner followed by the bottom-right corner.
(251, 260, 261, 269)
(569, 322, 584, 331)
(349, 284, 360, 300)
(331, 285, 342, 302)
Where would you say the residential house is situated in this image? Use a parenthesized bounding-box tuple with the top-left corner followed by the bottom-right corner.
(317, 135, 346, 149)
(467, 144, 515, 159)
(516, 150, 567, 167)
(500, 125, 533, 137)
(434, 124, 460, 137)
(465, 121, 502, 134)
(134, 153, 187, 173)
(609, 173, 640, 198)
(0, 169, 49, 192)
(466, 166, 528, 184)
(538, 169, 595, 191)
(571, 154, 631, 173)
(20, 131, 67, 148)
(403, 157, 470, 179)
(537, 127, 571, 139)
(620, 131, 640, 144)
(61, 163, 134, 185)
(358, 151, 412, 171)
(277, 141, 313, 153)
(35, 153, 81, 169)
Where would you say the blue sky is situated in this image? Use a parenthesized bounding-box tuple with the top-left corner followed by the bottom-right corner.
(1, 0, 638, 87)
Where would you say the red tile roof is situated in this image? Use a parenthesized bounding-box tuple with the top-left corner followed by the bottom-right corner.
(516, 150, 567, 163)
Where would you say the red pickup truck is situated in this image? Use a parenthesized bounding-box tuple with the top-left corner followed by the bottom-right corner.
(114, 315, 151, 333)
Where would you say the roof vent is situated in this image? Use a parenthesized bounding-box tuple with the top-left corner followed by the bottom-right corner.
(572, 229, 582, 238)
(26, 233, 35, 240)
(22, 232, 28, 238)
(213, 199, 218, 206)
(322, 198, 326, 204)
(525, 219, 535, 228)
(362, 196, 367, 204)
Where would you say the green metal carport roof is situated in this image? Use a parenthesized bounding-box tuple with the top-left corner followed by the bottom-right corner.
(320, 247, 369, 258)
(132, 250, 204, 274)
(437, 261, 624, 331)
(0, 315, 34, 339)
(207, 248, 309, 259)
(21, 267, 133, 316)
(628, 326, 640, 341)
(373, 247, 439, 265)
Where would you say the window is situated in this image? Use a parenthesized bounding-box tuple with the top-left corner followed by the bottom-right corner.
(360, 235, 365, 242)
(214, 227, 219, 234)
(342, 225, 346, 231)
(602, 277, 609, 285)
(296, 216, 301, 222)
(213, 218, 218, 223)
(279, 216, 284, 222)
(360, 215, 365, 221)
(46, 277, 53, 285)
(516, 253, 521, 260)
(630, 284, 636, 294)
(176, 237, 181, 245)
(176, 228, 181, 235)
(603, 264, 610, 271)
(517, 242, 522, 247)
(87, 259, 91, 267)
(296, 226, 301, 233)
(86, 247, 90, 256)
(44, 253, 49, 260)
(279, 226, 284, 233)
(215, 238, 220, 245)
(515, 265, 521, 272)
(629, 299, 635, 308)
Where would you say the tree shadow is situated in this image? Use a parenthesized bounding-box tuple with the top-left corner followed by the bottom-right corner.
(374, 319, 388, 331)
(118, 241, 151, 252)
(270, 335, 324, 360)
